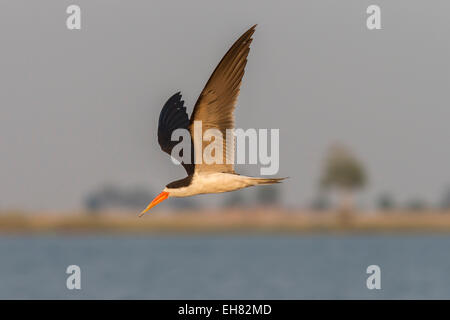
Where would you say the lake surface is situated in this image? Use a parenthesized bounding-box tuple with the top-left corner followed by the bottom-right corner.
(0, 234, 449, 299)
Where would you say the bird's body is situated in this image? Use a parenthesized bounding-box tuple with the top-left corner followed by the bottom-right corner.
(140, 25, 285, 215)
(165, 173, 283, 198)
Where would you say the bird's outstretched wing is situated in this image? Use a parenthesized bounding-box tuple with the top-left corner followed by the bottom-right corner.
(158, 92, 194, 175)
(189, 25, 256, 174)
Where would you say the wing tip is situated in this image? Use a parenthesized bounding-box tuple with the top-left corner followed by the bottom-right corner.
(167, 91, 183, 104)
(247, 23, 258, 37)
(246, 24, 257, 39)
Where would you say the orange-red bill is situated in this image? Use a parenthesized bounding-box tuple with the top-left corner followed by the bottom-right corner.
(139, 191, 169, 217)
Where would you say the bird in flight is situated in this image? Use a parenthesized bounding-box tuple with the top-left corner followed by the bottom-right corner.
(140, 25, 285, 216)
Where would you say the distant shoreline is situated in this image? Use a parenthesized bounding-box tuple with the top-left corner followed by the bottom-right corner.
(1, 209, 450, 234)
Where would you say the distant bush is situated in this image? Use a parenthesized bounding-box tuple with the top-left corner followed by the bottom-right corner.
(223, 191, 246, 208)
(440, 187, 450, 210)
(377, 193, 396, 211)
(84, 185, 153, 212)
(405, 198, 428, 211)
(310, 193, 331, 211)
(256, 185, 280, 206)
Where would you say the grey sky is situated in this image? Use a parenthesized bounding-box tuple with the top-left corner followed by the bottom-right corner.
(0, 0, 449, 210)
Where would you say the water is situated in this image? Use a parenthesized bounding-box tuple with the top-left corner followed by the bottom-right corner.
(1, 234, 449, 299)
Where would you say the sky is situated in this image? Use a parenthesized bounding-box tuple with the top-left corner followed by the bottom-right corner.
(0, 0, 449, 210)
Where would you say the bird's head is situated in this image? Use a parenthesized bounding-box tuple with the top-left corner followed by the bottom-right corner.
(139, 189, 169, 217)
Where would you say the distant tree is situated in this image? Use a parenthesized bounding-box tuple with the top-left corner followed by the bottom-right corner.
(440, 187, 450, 210)
(256, 185, 280, 206)
(320, 144, 367, 214)
(377, 192, 396, 211)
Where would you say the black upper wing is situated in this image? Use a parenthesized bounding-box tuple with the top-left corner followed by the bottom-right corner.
(157, 92, 194, 175)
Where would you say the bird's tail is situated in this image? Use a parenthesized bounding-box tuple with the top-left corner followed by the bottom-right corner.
(245, 176, 287, 186)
